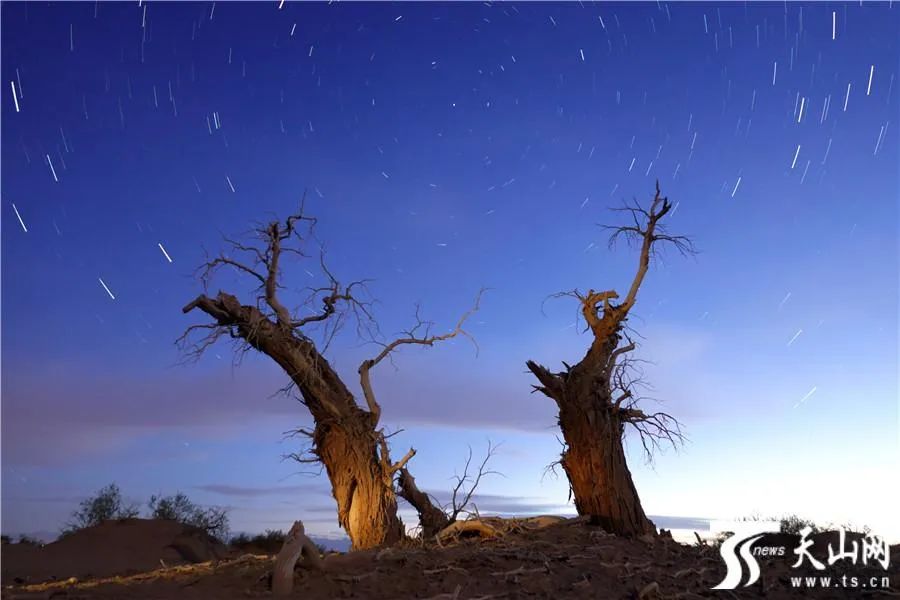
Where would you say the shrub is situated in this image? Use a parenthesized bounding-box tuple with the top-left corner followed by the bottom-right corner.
(65, 483, 140, 533)
(779, 514, 820, 535)
(148, 492, 230, 542)
(230, 529, 285, 553)
(17, 534, 42, 546)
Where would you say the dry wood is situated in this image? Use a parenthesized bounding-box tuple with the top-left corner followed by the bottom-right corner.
(333, 572, 377, 583)
(673, 567, 709, 579)
(526, 182, 691, 537)
(436, 519, 502, 543)
(271, 520, 321, 597)
(181, 201, 484, 549)
(638, 581, 660, 599)
(423, 565, 470, 576)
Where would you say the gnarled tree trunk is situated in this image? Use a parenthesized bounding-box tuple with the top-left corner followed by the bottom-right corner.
(180, 207, 482, 550)
(396, 468, 451, 537)
(183, 292, 405, 549)
(527, 182, 688, 537)
(553, 363, 655, 536)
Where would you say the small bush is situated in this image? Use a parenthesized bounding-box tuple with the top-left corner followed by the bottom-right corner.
(17, 534, 42, 546)
(230, 529, 287, 553)
(148, 492, 230, 542)
(779, 514, 820, 535)
(65, 483, 140, 533)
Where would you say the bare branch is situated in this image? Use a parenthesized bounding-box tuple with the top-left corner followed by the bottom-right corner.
(390, 447, 417, 474)
(396, 468, 451, 537)
(525, 360, 564, 401)
(619, 407, 686, 463)
(200, 256, 267, 289)
(291, 253, 377, 354)
(448, 441, 502, 522)
(609, 180, 694, 312)
(607, 340, 636, 377)
(358, 288, 485, 423)
(175, 322, 233, 364)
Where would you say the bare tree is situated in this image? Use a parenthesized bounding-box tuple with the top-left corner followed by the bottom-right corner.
(180, 200, 483, 550)
(526, 182, 689, 537)
(397, 441, 500, 538)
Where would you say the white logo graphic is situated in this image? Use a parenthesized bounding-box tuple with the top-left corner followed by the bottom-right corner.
(712, 531, 770, 589)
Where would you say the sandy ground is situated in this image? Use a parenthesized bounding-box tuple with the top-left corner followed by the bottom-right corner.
(2, 518, 897, 599)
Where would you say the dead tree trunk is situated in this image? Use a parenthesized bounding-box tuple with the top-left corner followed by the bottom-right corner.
(396, 468, 451, 537)
(396, 441, 499, 539)
(527, 182, 689, 537)
(180, 204, 482, 550)
(272, 520, 322, 596)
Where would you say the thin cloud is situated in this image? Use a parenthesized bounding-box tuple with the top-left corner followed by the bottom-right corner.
(195, 483, 326, 498)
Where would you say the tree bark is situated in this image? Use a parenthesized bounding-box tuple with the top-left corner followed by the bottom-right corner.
(528, 345, 655, 537)
(182, 210, 483, 551)
(555, 381, 655, 536)
(317, 417, 405, 550)
(272, 520, 322, 596)
(526, 183, 689, 538)
(183, 292, 404, 550)
(396, 468, 451, 538)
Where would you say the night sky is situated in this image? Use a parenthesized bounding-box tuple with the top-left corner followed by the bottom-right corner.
(2, 2, 898, 544)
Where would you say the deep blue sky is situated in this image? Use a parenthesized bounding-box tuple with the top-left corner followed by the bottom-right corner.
(2, 2, 898, 543)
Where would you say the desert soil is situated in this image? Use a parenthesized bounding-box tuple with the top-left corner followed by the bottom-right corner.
(2, 518, 896, 599)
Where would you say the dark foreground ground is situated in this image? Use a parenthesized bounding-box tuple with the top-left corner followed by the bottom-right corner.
(2, 518, 897, 599)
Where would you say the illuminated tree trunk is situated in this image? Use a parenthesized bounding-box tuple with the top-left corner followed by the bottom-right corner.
(181, 207, 482, 549)
(183, 292, 404, 549)
(554, 366, 655, 536)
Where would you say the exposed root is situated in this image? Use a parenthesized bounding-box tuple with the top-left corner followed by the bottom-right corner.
(436, 519, 502, 544)
(490, 563, 550, 579)
(638, 581, 660, 599)
(333, 572, 377, 583)
(673, 567, 709, 579)
(424, 566, 470, 576)
(272, 520, 322, 597)
(9, 555, 273, 594)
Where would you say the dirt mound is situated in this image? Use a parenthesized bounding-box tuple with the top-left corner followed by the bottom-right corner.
(1, 518, 227, 584)
(3, 519, 897, 599)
